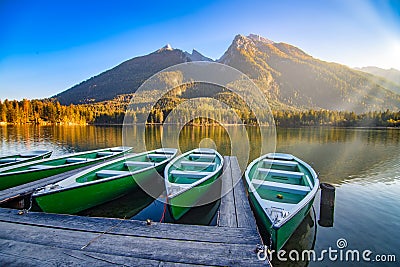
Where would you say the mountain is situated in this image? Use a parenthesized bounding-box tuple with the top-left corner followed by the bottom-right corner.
(355, 66, 400, 95)
(55, 45, 211, 104)
(218, 34, 400, 112)
(356, 66, 400, 86)
(54, 34, 400, 112)
(55, 46, 189, 104)
(184, 49, 214, 62)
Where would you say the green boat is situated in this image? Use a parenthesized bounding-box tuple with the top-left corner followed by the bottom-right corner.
(33, 148, 177, 214)
(245, 153, 319, 251)
(165, 148, 224, 220)
(0, 150, 52, 168)
(0, 147, 132, 190)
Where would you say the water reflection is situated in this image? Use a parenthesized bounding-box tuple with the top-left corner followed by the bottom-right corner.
(2, 125, 399, 185)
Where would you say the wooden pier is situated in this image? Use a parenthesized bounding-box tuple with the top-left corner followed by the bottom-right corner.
(0, 157, 268, 266)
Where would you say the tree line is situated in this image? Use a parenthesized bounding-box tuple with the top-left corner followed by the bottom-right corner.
(0, 99, 399, 127)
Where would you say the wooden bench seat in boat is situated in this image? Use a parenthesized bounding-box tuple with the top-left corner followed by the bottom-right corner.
(262, 159, 298, 168)
(110, 147, 126, 152)
(266, 153, 294, 161)
(188, 154, 216, 161)
(170, 170, 213, 178)
(180, 161, 216, 169)
(146, 154, 170, 160)
(155, 148, 177, 154)
(252, 179, 311, 195)
(19, 153, 37, 158)
(28, 165, 53, 170)
(65, 158, 92, 163)
(124, 161, 154, 167)
(97, 152, 116, 157)
(193, 148, 215, 154)
(258, 168, 304, 179)
(95, 170, 131, 178)
(0, 158, 24, 163)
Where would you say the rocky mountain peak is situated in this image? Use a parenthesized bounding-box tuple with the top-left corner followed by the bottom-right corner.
(247, 34, 274, 44)
(157, 44, 174, 52)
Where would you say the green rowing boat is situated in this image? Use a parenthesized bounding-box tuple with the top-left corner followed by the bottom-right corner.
(33, 148, 177, 214)
(0, 147, 132, 190)
(245, 153, 319, 251)
(165, 148, 224, 220)
(0, 150, 52, 168)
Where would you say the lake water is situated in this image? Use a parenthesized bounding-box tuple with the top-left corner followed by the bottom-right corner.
(0, 125, 399, 266)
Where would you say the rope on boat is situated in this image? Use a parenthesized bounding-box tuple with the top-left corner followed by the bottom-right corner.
(159, 196, 168, 223)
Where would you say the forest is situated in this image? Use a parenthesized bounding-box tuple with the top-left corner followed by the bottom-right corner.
(0, 98, 399, 127)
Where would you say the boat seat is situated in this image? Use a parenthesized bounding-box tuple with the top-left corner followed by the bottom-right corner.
(170, 170, 213, 178)
(0, 158, 24, 163)
(19, 153, 36, 158)
(188, 154, 216, 161)
(181, 161, 216, 169)
(252, 179, 311, 195)
(28, 165, 53, 170)
(155, 148, 176, 155)
(194, 148, 215, 154)
(266, 153, 294, 161)
(96, 170, 130, 178)
(147, 154, 170, 160)
(258, 168, 304, 179)
(97, 152, 116, 157)
(124, 161, 154, 167)
(110, 147, 126, 152)
(263, 159, 298, 168)
(65, 158, 91, 163)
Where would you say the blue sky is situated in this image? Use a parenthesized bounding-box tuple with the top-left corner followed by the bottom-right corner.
(0, 0, 399, 100)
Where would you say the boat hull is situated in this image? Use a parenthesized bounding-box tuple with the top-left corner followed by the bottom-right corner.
(0, 162, 93, 191)
(35, 163, 166, 214)
(249, 189, 315, 251)
(168, 172, 221, 220)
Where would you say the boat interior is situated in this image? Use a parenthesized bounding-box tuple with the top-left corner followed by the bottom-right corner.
(168, 149, 219, 185)
(74, 149, 176, 183)
(250, 154, 315, 205)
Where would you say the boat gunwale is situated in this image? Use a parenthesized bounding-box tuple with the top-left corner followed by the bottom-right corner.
(245, 153, 319, 229)
(165, 149, 224, 199)
(32, 148, 178, 197)
(0, 147, 132, 176)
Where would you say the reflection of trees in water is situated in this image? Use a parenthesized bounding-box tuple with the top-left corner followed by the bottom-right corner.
(2, 125, 398, 185)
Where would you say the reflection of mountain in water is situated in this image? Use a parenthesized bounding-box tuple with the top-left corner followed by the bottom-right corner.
(275, 128, 400, 185)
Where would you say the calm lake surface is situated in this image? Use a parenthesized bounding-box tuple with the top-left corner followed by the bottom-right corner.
(1, 125, 399, 266)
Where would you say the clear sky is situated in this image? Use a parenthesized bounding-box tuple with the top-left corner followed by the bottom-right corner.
(1, 0, 399, 100)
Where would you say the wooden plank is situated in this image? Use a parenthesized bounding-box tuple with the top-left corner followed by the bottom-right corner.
(0, 208, 260, 245)
(230, 157, 260, 232)
(0, 239, 199, 267)
(217, 157, 237, 227)
(0, 221, 263, 266)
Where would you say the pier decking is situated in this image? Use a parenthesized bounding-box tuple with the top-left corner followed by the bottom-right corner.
(0, 157, 267, 266)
